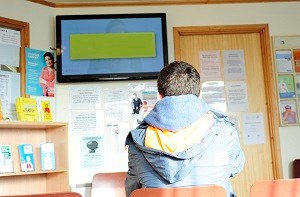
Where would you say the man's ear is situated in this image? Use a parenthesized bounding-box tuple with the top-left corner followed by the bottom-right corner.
(157, 93, 163, 100)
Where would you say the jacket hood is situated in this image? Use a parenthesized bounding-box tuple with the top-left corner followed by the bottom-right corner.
(130, 125, 217, 184)
(144, 94, 211, 132)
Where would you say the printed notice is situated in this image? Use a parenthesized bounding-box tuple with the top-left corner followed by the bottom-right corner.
(201, 81, 226, 112)
(105, 123, 130, 155)
(199, 50, 222, 81)
(80, 136, 104, 168)
(243, 113, 266, 145)
(223, 50, 246, 81)
(275, 50, 293, 73)
(0, 27, 20, 47)
(104, 88, 131, 122)
(70, 110, 104, 134)
(226, 81, 249, 112)
(0, 71, 20, 119)
(69, 86, 101, 110)
(0, 28, 20, 68)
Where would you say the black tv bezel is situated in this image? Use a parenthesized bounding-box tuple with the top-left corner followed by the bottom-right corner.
(56, 13, 168, 83)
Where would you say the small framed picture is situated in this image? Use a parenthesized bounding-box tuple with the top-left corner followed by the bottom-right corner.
(298, 100, 300, 122)
(293, 49, 300, 72)
(278, 74, 296, 98)
(280, 100, 298, 125)
(276, 50, 293, 73)
(295, 75, 300, 98)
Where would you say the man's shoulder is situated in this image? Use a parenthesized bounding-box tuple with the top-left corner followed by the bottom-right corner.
(126, 123, 148, 140)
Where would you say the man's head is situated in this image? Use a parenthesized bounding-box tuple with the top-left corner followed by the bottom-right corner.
(285, 105, 292, 111)
(157, 61, 201, 97)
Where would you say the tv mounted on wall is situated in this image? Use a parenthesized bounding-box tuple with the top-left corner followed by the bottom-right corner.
(56, 13, 168, 83)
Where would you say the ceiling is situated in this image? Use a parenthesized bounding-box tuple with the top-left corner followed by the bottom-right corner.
(27, 0, 300, 8)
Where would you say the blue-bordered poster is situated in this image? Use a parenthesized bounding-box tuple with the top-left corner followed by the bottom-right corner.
(25, 48, 55, 97)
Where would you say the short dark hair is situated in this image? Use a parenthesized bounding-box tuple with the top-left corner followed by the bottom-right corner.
(157, 61, 201, 97)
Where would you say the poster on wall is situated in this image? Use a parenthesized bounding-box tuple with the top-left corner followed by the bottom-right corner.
(0, 71, 20, 120)
(225, 81, 249, 112)
(278, 74, 295, 99)
(223, 50, 246, 81)
(280, 100, 298, 125)
(25, 48, 55, 97)
(128, 82, 158, 127)
(70, 110, 105, 134)
(294, 75, 300, 97)
(199, 50, 222, 81)
(141, 90, 157, 117)
(105, 123, 130, 155)
(0, 27, 20, 67)
(67, 81, 158, 184)
(201, 81, 226, 112)
(69, 86, 101, 110)
(293, 49, 300, 72)
(103, 88, 131, 123)
(80, 136, 104, 168)
(242, 113, 266, 145)
(275, 50, 293, 73)
(273, 35, 300, 126)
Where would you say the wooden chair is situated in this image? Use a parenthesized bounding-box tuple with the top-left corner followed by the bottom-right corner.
(129, 185, 227, 197)
(293, 159, 300, 178)
(250, 178, 300, 197)
(0, 192, 82, 197)
(91, 172, 127, 197)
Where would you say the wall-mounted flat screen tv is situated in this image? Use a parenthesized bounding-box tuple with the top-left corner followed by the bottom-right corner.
(56, 13, 168, 82)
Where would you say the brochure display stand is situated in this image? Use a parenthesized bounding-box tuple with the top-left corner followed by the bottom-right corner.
(273, 35, 300, 126)
(0, 121, 69, 195)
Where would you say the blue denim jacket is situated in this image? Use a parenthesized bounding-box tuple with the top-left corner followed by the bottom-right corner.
(125, 95, 245, 197)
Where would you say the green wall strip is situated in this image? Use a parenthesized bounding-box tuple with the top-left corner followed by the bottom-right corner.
(70, 32, 156, 59)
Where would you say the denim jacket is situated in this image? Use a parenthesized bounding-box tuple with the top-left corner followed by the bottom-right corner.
(125, 95, 245, 197)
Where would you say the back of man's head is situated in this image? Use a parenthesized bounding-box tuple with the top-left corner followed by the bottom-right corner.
(157, 61, 201, 97)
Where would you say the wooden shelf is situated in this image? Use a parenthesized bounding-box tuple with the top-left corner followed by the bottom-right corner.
(0, 120, 67, 129)
(0, 169, 68, 177)
(0, 121, 69, 195)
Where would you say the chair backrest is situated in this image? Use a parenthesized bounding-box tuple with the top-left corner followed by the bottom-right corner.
(0, 192, 82, 197)
(91, 172, 127, 197)
(293, 159, 300, 178)
(129, 185, 227, 197)
(250, 178, 300, 197)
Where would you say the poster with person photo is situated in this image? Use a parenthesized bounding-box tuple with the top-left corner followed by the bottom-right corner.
(280, 100, 298, 125)
(25, 48, 55, 97)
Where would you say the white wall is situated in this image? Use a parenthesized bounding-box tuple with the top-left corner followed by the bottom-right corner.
(53, 1, 300, 180)
(279, 126, 300, 178)
(2, 0, 300, 193)
(1, 1, 54, 51)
